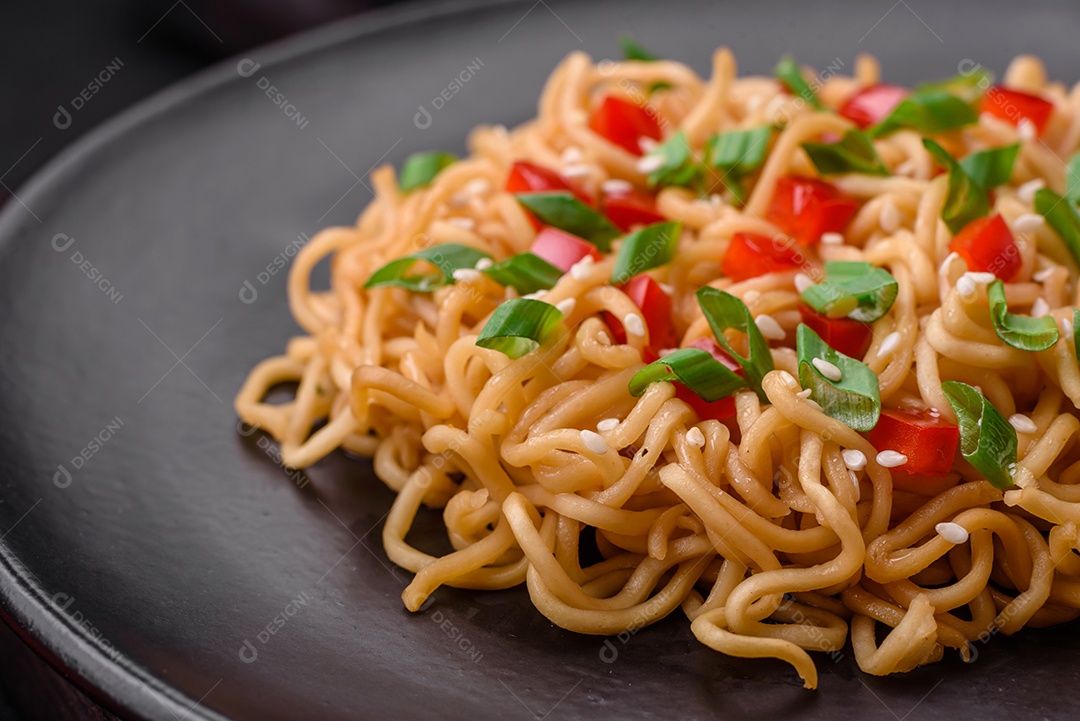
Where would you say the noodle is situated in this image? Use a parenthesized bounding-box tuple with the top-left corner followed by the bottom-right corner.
(235, 49, 1080, 687)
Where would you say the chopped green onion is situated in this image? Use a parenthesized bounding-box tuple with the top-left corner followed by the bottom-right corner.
(1065, 152, 1080, 204)
(987, 279, 1059, 351)
(796, 324, 881, 431)
(1034, 188, 1080, 264)
(941, 380, 1016, 489)
(399, 151, 457, 192)
(958, 144, 1019, 190)
(800, 261, 898, 322)
(704, 126, 772, 203)
(611, 221, 681, 284)
(646, 130, 702, 189)
(620, 35, 658, 62)
(870, 90, 978, 138)
(483, 253, 563, 294)
(916, 68, 993, 104)
(923, 138, 990, 234)
(696, 287, 774, 402)
(515, 192, 621, 253)
(628, 348, 746, 401)
(802, 130, 889, 176)
(475, 298, 564, 358)
(365, 243, 490, 292)
(774, 56, 823, 110)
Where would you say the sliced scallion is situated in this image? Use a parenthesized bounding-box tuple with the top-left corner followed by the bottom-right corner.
(923, 138, 989, 234)
(696, 287, 774, 402)
(475, 298, 564, 358)
(796, 324, 881, 431)
(646, 130, 701, 189)
(800, 261, 898, 322)
(987, 279, 1059, 351)
(611, 221, 681, 284)
(774, 56, 823, 110)
(483, 253, 563, 294)
(399, 151, 457, 192)
(628, 348, 746, 401)
(802, 130, 889, 176)
(941, 380, 1016, 489)
(365, 243, 490, 292)
(1034, 188, 1080, 264)
(515, 192, 621, 253)
(870, 90, 978, 138)
(958, 144, 1019, 190)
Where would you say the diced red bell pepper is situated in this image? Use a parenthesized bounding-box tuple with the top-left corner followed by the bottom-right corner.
(864, 408, 959, 478)
(530, 227, 602, 273)
(839, 84, 909, 129)
(721, 232, 805, 281)
(980, 85, 1054, 136)
(948, 213, 1021, 281)
(766, 176, 860, 246)
(799, 303, 873, 359)
(601, 187, 666, 232)
(673, 338, 743, 421)
(589, 95, 663, 156)
(602, 275, 677, 361)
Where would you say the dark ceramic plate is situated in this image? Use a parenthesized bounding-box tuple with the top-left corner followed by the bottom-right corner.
(2, 0, 1079, 719)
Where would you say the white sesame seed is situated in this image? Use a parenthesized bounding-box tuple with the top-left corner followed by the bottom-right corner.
(601, 179, 633, 194)
(1031, 297, 1051, 318)
(636, 154, 666, 174)
(452, 268, 481, 282)
(880, 201, 901, 233)
(821, 232, 845, 245)
(561, 146, 583, 165)
(447, 217, 475, 230)
(796, 388, 813, 398)
(1017, 118, 1037, 142)
(1061, 317, 1075, 341)
(1017, 178, 1045, 203)
(742, 290, 761, 303)
(580, 429, 609, 454)
(555, 298, 577, 316)
(623, 313, 646, 337)
(936, 521, 969, 545)
(569, 255, 594, 280)
(1009, 414, 1038, 434)
(686, 427, 706, 447)
(956, 275, 977, 299)
(795, 273, 814, 294)
(812, 357, 843, 382)
(474, 257, 494, 271)
(755, 314, 786, 341)
(597, 418, 620, 432)
(842, 449, 867, 471)
(638, 137, 659, 153)
(1014, 213, 1044, 234)
(964, 271, 996, 285)
(877, 331, 902, 358)
(876, 450, 908, 468)
(1033, 267, 1055, 283)
(464, 178, 490, 196)
(561, 164, 592, 178)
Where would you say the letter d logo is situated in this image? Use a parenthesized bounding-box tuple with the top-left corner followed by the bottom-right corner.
(54, 464, 72, 489)
(53, 105, 72, 130)
(238, 639, 258, 663)
(414, 105, 432, 130)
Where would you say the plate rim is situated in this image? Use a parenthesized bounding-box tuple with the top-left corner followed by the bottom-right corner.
(0, 1, 528, 718)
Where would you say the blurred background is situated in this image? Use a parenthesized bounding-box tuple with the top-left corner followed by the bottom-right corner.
(0, 2, 405, 717)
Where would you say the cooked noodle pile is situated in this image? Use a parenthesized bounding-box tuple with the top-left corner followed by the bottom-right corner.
(236, 48, 1080, 687)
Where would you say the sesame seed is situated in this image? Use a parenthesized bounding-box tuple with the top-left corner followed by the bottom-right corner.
(447, 217, 475, 230)
(842, 449, 867, 471)
(474, 257, 494, 271)
(935, 521, 969, 545)
(560, 164, 591, 178)
(956, 276, 977, 299)
(877, 331, 902, 358)
(1009, 414, 1038, 434)
(452, 268, 481, 282)
(569, 256, 594, 280)
(821, 232, 845, 245)
(686, 427, 706, 447)
(596, 418, 620, 432)
(623, 313, 646, 337)
(796, 388, 813, 398)
(755, 314, 786, 341)
(1017, 178, 1045, 203)
(964, 271, 996, 285)
(880, 201, 901, 232)
(464, 178, 490, 195)
(580, 429, 609, 454)
(1033, 267, 1055, 283)
(555, 298, 577, 316)
(638, 137, 659, 153)
(601, 179, 633, 194)
(1031, 297, 1051, 318)
(1017, 118, 1037, 142)
(1014, 213, 1044, 234)
(876, 450, 908, 468)
(561, 146, 583, 165)
(795, 273, 814, 294)
(636, 154, 666, 174)
(812, 357, 843, 382)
